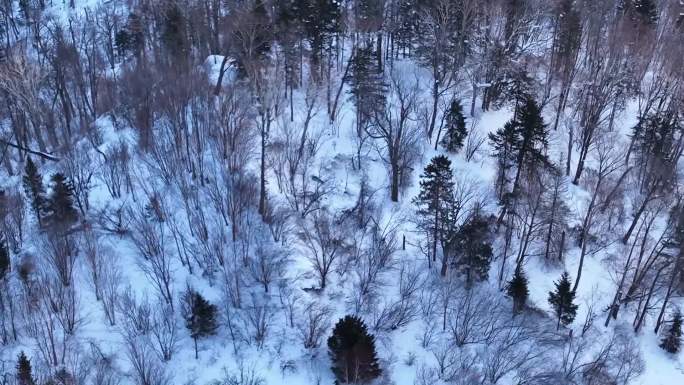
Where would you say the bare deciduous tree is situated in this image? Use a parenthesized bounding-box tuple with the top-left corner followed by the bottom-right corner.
(367, 66, 422, 202)
(298, 210, 346, 290)
(296, 301, 331, 351)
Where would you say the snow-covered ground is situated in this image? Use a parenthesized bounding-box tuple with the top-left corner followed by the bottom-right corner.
(1, 1, 683, 384)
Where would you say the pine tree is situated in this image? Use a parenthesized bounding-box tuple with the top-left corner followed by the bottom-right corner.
(413, 155, 456, 276)
(328, 315, 381, 383)
(449, 212, 493, 286)
(489, 97, 549, 222)
(0, 238, 9, 280)
(348, 44, 387, 130)
(16, 351, 34, 385)
(489, 97, 549, 197)
(507, 267, 529, 314)
(161, 3, 188, 64)
(44, 173, 78, 231)
(294, 0, 341, 71)
(552, 0, 582, 75)
(489, 120, 520, 200)
(510, 97, 549, 195)
(660, 311, 682, 354)
(395, 0, 419, 53)
(182, 287, 219, 359)
(441, 99, 468, 153)
(548, 272, 578, 330)
(22, 157, 45, 226)
(114, 28, 132, 58)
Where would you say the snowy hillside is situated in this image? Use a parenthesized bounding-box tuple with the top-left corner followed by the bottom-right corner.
(1, 0, 684, 384)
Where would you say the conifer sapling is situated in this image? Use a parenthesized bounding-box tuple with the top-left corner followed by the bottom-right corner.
(22, 157, 45, 227)
(182, 287, 219, 359)
(548, 272, 578, 330)
(507, 267, 529, 315)
(16, 351, 34, 385)
(441, 99, 468, 153)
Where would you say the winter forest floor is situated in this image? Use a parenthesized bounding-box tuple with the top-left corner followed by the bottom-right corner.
(1, 0, 684, 385)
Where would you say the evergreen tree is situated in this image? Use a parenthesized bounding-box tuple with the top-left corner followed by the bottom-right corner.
(182, 287, 219, 359)
(489, 120, 520, 200)
(507, 267, 529, 314)
(632, 111, 679, 191)
(413, 155, 455, 276)
(114, 28, 132, 58)
(161, 3, 188, 65)
(44, 173, 78, 231)
(22, 157, 45, 226)
(440, 99, 468, 153)
(449, 212, 493, 286)
(115, 14, 144, 60)
(509, 97, 549, 194)
(489, 97, 549, 222)
(348, 44, 387, 130)
(548, 272, 578, 330)
(16, 351, 34, 385)
(0, 238, 9, 280)
(552, 0, 582, 76)
(327, 315, 381, 383)
(395, 0, 419, 53)
(660, 311, 682, 354)
(293, 0, 341, 72)
(497, 69, 536, 115)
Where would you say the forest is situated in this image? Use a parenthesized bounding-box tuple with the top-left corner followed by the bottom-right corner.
(0, 0, 684, 384)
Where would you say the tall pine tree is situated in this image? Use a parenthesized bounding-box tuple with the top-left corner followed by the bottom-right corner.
(328, 315, 381, 383)
(440, 99, 468, 153)
(489, 97, 549, 222)
(509, 97, 549, 196)
(548, 272, 578, 330)
(490, 120, 520, 200)
(413, 155, 455, 276)
(16, 351, 34, 385)
(294, 0, 341, 74)
(348, 44, 387, 131)
(22, 157, 45, 227)
(161, 3, 188, 66)
(182, 287, 219, 359)
(507, 267, 529, 315)
(660, 311, 682, 354)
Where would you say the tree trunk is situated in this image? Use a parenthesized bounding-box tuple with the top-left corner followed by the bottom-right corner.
(655, 252, 682, 334)
(572, 146, 587, 185)
(428, 78, 439, 140)
(390, 162, 399, 202)
(622, 185, 657, 244)
(573, 178, 600, 292)
(258, 116, 268, 218)
(543, 188, 558, 259)
(565, 123, 573, 176)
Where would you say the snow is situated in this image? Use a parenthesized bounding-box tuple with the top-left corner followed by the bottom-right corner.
(1, 5, 683, 385)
